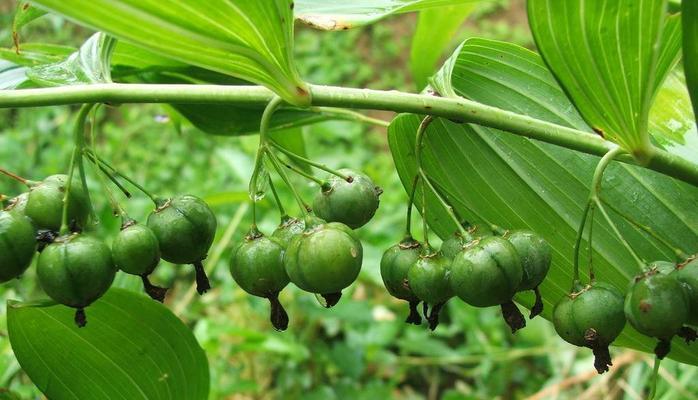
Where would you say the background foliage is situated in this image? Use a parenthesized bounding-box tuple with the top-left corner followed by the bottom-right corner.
(1, 1, 697, 399)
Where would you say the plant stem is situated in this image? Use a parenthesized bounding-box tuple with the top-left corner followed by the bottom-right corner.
(84, 149, 158, 205)
(405, 174, 420, 237)
(270, 141, 349, 181)
(600, 198, 689, 260)
(587, 205, 595, 282)
(60, 104, 94, 235)
(572, 146, 629, 287)
(0, 168, 28, 185)
(266, 149, 309, 216)
(3, 84, 697, 186)
(415, 116, 469, 238)
(89, 106, 124, 217)
(421, 184, 430, 249)
(250, 96, 284, 228)
(82, 151, 132, 198)
(311, 107, 390, 127)
(268, 176, 286, 221)
(278, 157, 325, 186)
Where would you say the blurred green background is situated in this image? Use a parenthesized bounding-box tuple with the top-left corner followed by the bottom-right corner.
(1, 1, 697, 399)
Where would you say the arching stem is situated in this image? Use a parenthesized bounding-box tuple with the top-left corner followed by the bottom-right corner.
(404, 174, 420, 237)
(89, 105, 125, 217)
(83, 149, 157, 205)
(82, 151, 132, 198)
(60, 104, 95, 235)
(250, 96, 285, 229)
(270, 141, 350, 181)
(572, 146, 629, 288)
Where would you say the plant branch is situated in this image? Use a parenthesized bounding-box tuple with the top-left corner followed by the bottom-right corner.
(1, 84, 698, 187)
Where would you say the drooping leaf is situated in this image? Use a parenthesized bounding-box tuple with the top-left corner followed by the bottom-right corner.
(410, 4, 475, 89)
(389, 38, 698, 364)
(528, 0, 682, 159)
(295, 0, 480, 30)
(26, 32, 116, 86)
(12, 1, 48, 51)
(684, 0, 698, 122)
(31, 0, 310, 105)
(7, 288, 209, 400)
(0, 61, 28, 90)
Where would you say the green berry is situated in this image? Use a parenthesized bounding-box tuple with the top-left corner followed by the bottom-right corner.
(553, 282, 625, 373)
(0, 210, 36, 283)
(36, 234, 116, 327)
(505, 230, 551, 318)
(407, 251, 452, 330)
(231, 231, 290, 330)
(380, 237, 422, 325)
(672, 259, 698, 325)
(112, 222, 161, 276)
(312, 169, 381, 229)
(284, 221, 362, 304)
(25, 174, 89, 231)
(147, 195, 217, 264)
(147, 195, 217, 295)
(449, 236, 523, 307)
(271, 217, 305, 248)
(624, 269, 694, 358)
(4, 193, 29, 216)
(441, 225, 492, 259)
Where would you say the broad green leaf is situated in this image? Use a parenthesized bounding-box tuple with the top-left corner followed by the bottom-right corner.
(8, 288, 209, 400)
(12, 1, 48, 51)
(528, 0, 682, 159)
(295, 0, 480, 30)
(26, 32, 116, 86)
(410, 4, 475, 89)
(389, 38, 698, 364)
(649, 71, 697, 161)
(685, 0, 698, 121)
(0, 61, 28, 90)
(32, 0, 310, 105)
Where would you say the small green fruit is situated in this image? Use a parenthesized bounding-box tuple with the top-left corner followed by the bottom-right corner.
(625, 269, 692, 358)
(25, 174, 89, 231)
(37, 234, 116, 327)
(380, 237, 422, 324)
(553, 282, 625, 373)
(4, 193, 29, 215)
(312, 169, 381, 229)
(284, 221, 362, 306)
(0, 210, 36, 282)
(672, 259, 698, 326)
(450, 236, 523, 307)
(505, 230, 552, 318)
(112, 221, 166, 302)
(147, 195, 217, 294)
(271, 217, 305, 248)
(231, 231, 290, 330)
(113, 222, 161, 276)
(407, 251, 452, 330)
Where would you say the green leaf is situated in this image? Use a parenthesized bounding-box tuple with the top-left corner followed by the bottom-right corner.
(527, 0, 682, 159)
(12, 1, 48, 51)
(26, 32, 116, 86)
(32, 0, 310, 105)
(295, 0, 480, 30)
(0, 61, 28, 90)
(410, 4, 475, 89)
(649, 71, 697, 160)
(684, 0, 698, 122)
(7, 288, 209, 400)
(389, 38, 698, 365)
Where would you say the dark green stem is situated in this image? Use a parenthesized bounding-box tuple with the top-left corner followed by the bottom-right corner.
(84, 149, 158, 205)
(268, 176, 286, 222)
(270, 141, 349, 181)
(60, 104, 94, 235)
(405, 174, 420, 237)
(266, 149, 310, 216)
(250, 96, 284, 228)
